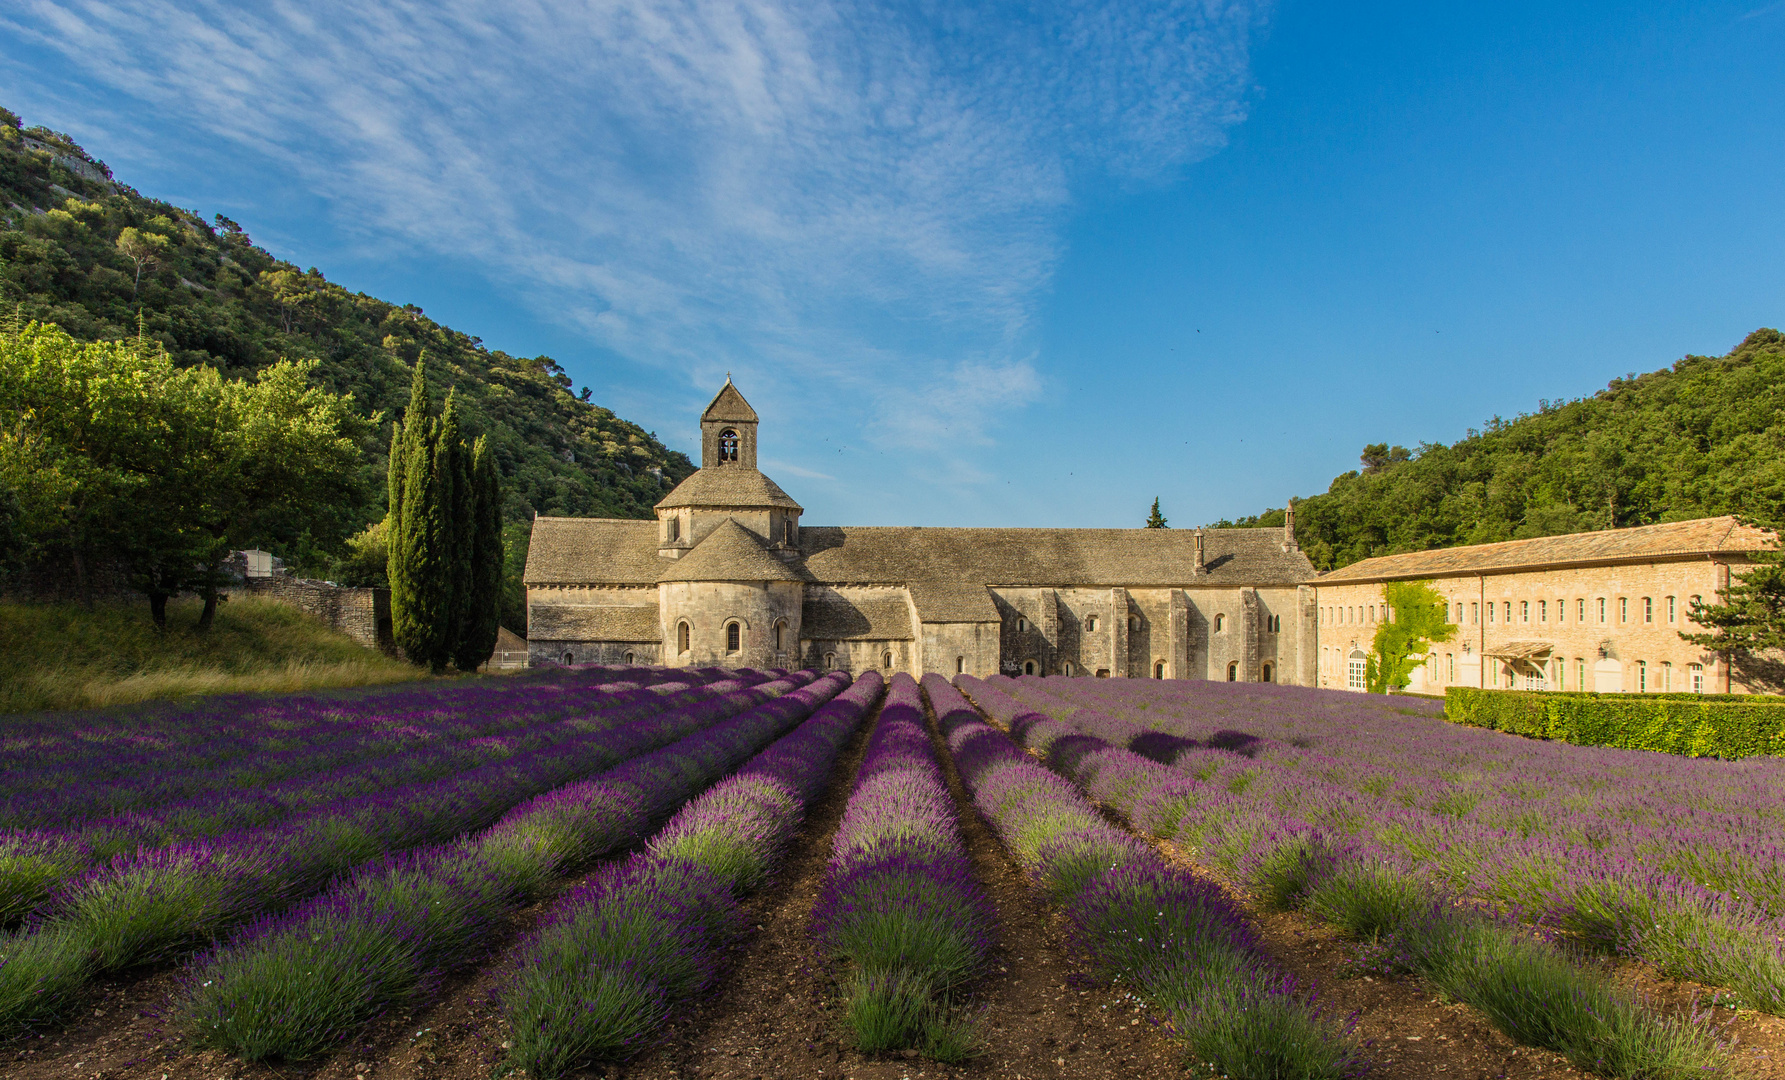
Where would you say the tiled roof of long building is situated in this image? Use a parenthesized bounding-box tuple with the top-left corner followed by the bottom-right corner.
(655, 467, 802, 510)
(1317, 515, 1775, 584)
(524, 518, 1315, 587)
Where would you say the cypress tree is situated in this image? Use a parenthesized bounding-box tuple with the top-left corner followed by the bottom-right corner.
(439, 390, 475, 669)
(390, 360, 455, 670)
(457, 434, 504, 671)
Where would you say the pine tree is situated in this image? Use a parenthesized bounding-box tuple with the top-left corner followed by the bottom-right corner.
(457, 434, 504, 671)
(1145, 498, 1168, 528)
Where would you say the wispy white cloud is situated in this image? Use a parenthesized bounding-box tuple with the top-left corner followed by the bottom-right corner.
(5, 0, 1267, 474)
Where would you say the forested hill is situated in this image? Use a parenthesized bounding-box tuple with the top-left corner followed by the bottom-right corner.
(1215, 328, 1785, 572)
(0, 106, 695, 545)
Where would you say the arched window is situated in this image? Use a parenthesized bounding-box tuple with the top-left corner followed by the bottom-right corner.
(956, 655, 965, 674)
(677, 621, 691, 654)
(1667, 596, 1676, 623)
(1226, 661, 1238, 682)
(725, 621, 741, 653)
(882, 651, 893, 670)
(773, 619, 787, 651)
(824, 651, 836, 671)
(1214, 613, 1225, 633)
(622, 650, 635, 665)
(1016, 616, 1029, 632)
(1637, 659, 1648, 691)
(1661, 660, 1672, 691)
(1061, 660, 1074, 676)
(1642, 597, 1653, 624)
(1022, 659, 1037, 675)
(718, 429, 739, 462)
(563, 651, 575, 665)
(1086, 615, 1098, 632)
(1261, 662, 1273, 683)
(1153, 660, 1165, 679)
(1129, 615, 1139, 632)
(1690, 662, 1704, 693)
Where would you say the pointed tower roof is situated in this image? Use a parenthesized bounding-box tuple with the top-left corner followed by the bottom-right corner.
(656, 519, 805, 582)
(701, 379, 759, 424)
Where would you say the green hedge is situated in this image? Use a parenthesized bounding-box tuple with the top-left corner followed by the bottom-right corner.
(1444, 687, 1785, 759)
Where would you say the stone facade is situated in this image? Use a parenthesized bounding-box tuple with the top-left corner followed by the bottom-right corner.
(524, 381, 1321, 681)
(1313, 517, 1774, 694)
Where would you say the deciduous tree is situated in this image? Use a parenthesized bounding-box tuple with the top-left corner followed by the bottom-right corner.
(1366, 579, 1457, 693)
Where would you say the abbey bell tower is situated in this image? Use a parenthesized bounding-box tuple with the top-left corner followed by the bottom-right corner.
(701, 379, 758, 469)
(655, 379, 803, 559)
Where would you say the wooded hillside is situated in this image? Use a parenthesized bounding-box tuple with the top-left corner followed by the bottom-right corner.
(1216, 328, 1785, 571)
(0, 105, 694, 575)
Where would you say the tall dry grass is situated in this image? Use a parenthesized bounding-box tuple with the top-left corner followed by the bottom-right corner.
(0, 596, 426, 715)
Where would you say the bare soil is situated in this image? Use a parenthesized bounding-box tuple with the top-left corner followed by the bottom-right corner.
(9, 702, 1780, 1080)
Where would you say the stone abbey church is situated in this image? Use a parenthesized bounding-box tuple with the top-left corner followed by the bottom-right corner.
(525, 382, 1319, 681)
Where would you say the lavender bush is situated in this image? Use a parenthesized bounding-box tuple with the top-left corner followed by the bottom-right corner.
(1011, 674, 1785, 1018)
(0, 668, 792, 1037)
(964, 675, 1730, 1078)
(182, 669, 850, 1062)
(929, 674, 1363, 1080)
(499, 671, 880, 1078)
(811, 673, 995, 1059)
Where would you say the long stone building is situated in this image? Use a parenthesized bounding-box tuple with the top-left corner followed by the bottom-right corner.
(1312, 517, 1774, 695)
(524, 381, 1320, 680)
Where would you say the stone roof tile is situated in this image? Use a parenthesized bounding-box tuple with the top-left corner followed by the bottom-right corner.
(524, 517, 662, 586)
(801, 593, 914, 640)
(656, 519, 805, 582)
(654, 467, 803, 511)
(1318, 516, 1775, 584)
(701, 380, 759, 423)
(528, 604, 660, 642)
(908, 581, 1000, 623)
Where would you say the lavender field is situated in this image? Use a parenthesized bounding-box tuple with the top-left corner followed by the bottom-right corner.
(2, 665, 1775, 1080)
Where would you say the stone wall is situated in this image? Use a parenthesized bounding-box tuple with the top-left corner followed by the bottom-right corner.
(231, 575, 392, 652)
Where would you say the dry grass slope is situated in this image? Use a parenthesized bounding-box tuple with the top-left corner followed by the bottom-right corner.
(0, 596, 425, 714)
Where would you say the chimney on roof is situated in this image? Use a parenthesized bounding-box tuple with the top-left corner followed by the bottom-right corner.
(1193, 529, 1205, 573)
(1282, 500, 1299, 553)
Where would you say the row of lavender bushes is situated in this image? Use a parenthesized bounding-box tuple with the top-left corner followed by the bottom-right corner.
(0, 663, 676, 782)
(966, 675, 1728, 1080)
(178, 670, 849, 1062)
(499, 671, 884, 1079)
(0, 675, 733, 923)
(930, 674, 1367, 1080)
(0, 667, 703, 827)
(810, 673, 994, 1060)
(1026, 674, 1785, 1019)
(0, 671, 795, 1037)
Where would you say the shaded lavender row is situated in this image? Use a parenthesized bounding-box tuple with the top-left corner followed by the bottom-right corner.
(1014, 675, 1785, 1014)
(499, 671, 885, 1077)
(959, 676, 1731, 1075)
(0, 675, 752, 926)
(0, 670, 803, 1037)
(0, 663, 693, 783)
(0, 665, 718, 822)
(810, 673, 994, 1056)
(930, 675, 1364, 1079)
(175, 670, 852, 1063)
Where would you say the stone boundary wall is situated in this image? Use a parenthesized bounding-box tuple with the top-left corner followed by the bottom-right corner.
(229, 575, 393, 652)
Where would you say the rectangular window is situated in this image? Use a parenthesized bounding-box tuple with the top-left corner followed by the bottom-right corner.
(1504, 601, 1512, 623)
(1487, 603, 1495, 625)
(1598, 597, 1606, 623)
(1539, 600, 1547, 622)
(1637, 660, 1647, 692)
(1620, 597, 1628, 623)
(1471, 602, 1479, 625)
(1521, 600, 1529, 623)
(1668, 596, 1676, 623)
(1662, 662, 1672, 691)
(1690, 663, 1704, 693)
(1578, 658, 1586, 689)
(1448, 653, 1455, 681)
(1643, 597, 1653, 624)
(1348, 658, 1365, 691)
(1578, 598, 1586, 621)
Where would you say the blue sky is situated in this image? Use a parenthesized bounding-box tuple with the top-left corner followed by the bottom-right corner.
(3, 1, 1781, 528)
